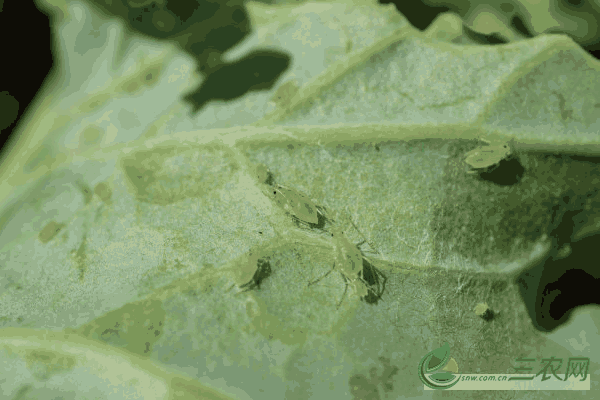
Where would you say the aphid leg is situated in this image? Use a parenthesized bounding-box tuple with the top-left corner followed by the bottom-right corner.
(372, 266, 387, 301)
(336, 275, 350, 310)
(308, 262, 335, 287)
(291, 216, 314, 230)
(345, 214, 382, 257)
(226, 283, 237, 293)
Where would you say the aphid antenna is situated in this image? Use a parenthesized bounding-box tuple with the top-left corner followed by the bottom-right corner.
(227, 281, 257, 296)
(307, 265, 351, 310)
(306, 261, 350, 308)
(236, 284, 256, 295)
(283, 233, 333, 253)
(396, 234, 417, 250)
(307, 264, 334, 287)
(336, 211, 383, 259)
(225, 283, 237, 293)
(359, 247, 382, 257)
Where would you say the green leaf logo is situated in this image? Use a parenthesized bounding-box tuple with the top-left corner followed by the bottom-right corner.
(418, 342, 461, 390)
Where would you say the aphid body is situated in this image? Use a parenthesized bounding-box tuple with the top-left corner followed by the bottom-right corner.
(310, 223, 386, 308)
(464, 142, 513, 175)
(254, 163, 328, 228)
(271, 185, 322, 225)
(239, 257, 272, 292)
(474, 302, 495, 321)
(227, 250, 273, 295)
(331, 227, 369, 299)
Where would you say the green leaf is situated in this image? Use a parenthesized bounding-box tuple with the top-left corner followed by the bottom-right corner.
(1, 1, 600, 399)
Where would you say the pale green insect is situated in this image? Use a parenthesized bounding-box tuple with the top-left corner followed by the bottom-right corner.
(238, 257, 272, 293)
(254, 163, 331, 228)
(309, 221, 386, 309)
(270, 185, 327, 226)
(464, 141, 514, 175)
(255, 163, 322, 224)
(226, 249, 273, 295)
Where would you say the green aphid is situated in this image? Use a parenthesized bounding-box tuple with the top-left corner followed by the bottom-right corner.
(309, 223, 386, 309)
(254, 163, 330, 228)
(464, 141, 514, 175)
(271, 185, 322, 224)
(239, 258, 272, 292)
(269, 185, 331, 230)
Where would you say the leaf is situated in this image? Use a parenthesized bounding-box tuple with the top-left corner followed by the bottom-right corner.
(0, 328, 237, 400)
(2, 1, 600, 398)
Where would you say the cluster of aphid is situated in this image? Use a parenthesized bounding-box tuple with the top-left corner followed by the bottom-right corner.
(238, 163, 386, 309)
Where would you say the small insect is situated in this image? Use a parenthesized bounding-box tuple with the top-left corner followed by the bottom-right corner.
(269, 184, 331, 230)
(239, 257, 272, 292)
(464, 141, 514, 175)
(309, 221, 386, 309)
(227, 251, 274, 295)
(254, 163, 331, 229)
(474, 302, 495, 321)
(270, 185, 323, 224)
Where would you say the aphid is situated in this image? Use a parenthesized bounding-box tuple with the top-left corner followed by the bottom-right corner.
(474, 302, 495, 321)
(309, 222, 386, 309)
(464, 141, 514, 175)
(254, 162, 331, 229)
(270, 184, 331, 230)
(239, 257, 272, 292)
(227, 252, 273, 294)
